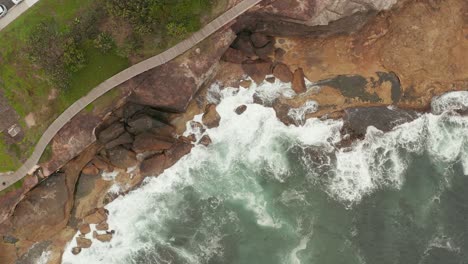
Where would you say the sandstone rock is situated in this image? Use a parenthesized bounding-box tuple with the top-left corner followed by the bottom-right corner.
(231, 33, 256, 56)
(292, 68, 307, 94)
(222, 48, 247, 64)
(98, 123, 125, 144)
(239, 80, 252, 88)
(199, 135, 212, 146)
(140, 154, 167, 177)
(84, 208, 108, 224)
(82, 163, 99, 176)
(202, 104, 221, 128)
(105, 132, 134, 149)
(76, 237, 92, 248)
(79, 224, 91, 235)
(235, 105, 247, 115)
(127, 114, 169, 135)
(273, 63, 293, 82)
(274, 48, 286, 60)
(250, 32, 271, 48)
(96, 221, 109, 231)
(241, 61, 271, 84)
(72, 247, 82, 255)
(164, 141, 193, 168)
(128, 28, 235, 112)
(107, 146, 137, 169)
(93, 231, 112, 243)
(91, 157, 112, 172)
(255, 41, 275, 60)
(185, 134, 197, 142)
(132, 133, 174, 153)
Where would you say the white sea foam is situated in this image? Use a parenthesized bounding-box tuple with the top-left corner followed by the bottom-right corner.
(288, 100, 319, 125)
(431, 91, 468, 114)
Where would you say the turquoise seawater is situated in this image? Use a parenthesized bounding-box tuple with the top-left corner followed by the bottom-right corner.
(62, 84, 468, 264)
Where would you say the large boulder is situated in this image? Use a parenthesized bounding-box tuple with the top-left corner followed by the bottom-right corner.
(97, 122, 125, 144)
(241, 60, 272, 84)
(126, 114, 169, 135)
(273, 63, 293, 82)
(132, 133, 175, 153)
(202, 104, 221, 128)
(107, 146, 138, 169)
(250, 32, 272, 48)
(128, 28, 236, 112)
(222, 48, 248, 64)
(104, 132, 134, 149)
(292, 68, 307, 94)
(140, 140, 193, 177)
(231, 33, 256, 56)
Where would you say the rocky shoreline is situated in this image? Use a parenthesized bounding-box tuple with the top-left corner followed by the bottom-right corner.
(0, 0, 467, 262)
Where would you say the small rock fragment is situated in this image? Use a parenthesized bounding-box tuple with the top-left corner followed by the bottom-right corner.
(76, 237, 92, 248)
(199, 135, 212, 146)
(235, 105, 247, 115)
(202, 104, 221, 128)
(72, 247, 82, 255)
(79, 223, 91, 235)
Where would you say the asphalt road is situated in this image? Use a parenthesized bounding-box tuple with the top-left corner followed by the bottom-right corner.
(0, 0, 15, 10)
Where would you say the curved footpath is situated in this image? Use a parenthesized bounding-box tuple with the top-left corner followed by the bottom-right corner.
(0, 0, 262, 192)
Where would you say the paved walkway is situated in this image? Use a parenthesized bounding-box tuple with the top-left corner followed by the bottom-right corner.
(0, 0, 262, 192)
(0, 0, 40, 31)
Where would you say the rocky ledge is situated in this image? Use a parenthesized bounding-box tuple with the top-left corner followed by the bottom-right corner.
(0, 0, 467, 262)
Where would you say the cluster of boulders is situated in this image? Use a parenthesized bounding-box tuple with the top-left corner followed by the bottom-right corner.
(72, 208, 114, 255)
(222, 31, 307, 94)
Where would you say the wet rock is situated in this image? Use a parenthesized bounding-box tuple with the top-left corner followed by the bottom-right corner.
(164, 141, 193, 168)
(255, 41, 275, 60)
(84, 208, 108, 225)
(241, 60, 272, 84)
(250, 32, 271, 48)
(72, 247, 82, 255)
(132, 132, 174, 153)
(104, 132, 134, 149)
(81, 163, 99, 176)
(140, 154, 167, 177)
(266, 77, 276, 83)
(185, 134, 197, 142)
(76, 237, 92, 248)
(127, 114, 169, 135)
(97, 123, 125, 144)
(202, 104, 221, 128)
(2, 235, 18, 244)
(199, 135, 212, 146)
(273, 63, 293, 82)
(222, 48, 247, 64)
(96, 221, 109, 231)
(235, 105, 247, 115)
(93, 231, 112, 243)
(342, 106, 420, 139)
(231, 33, 256, 56)
(79, 224, 91, 235)
(292, 68, 307, 94)
(107, 146, 137, 169)
(239, 80, 252, 88)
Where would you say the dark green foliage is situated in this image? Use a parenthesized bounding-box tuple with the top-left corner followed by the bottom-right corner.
(104, 0, 211, 35)
(94, 32, 115, 54)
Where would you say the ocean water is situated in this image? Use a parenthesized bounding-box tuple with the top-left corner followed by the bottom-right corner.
(62, 82, 468, 264)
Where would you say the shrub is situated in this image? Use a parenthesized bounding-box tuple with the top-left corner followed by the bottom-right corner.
(94, 32, 115, 54)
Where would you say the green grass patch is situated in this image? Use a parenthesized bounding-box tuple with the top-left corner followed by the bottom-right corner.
(0, 138, 21, 172)
(60, 44, 129, 107)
